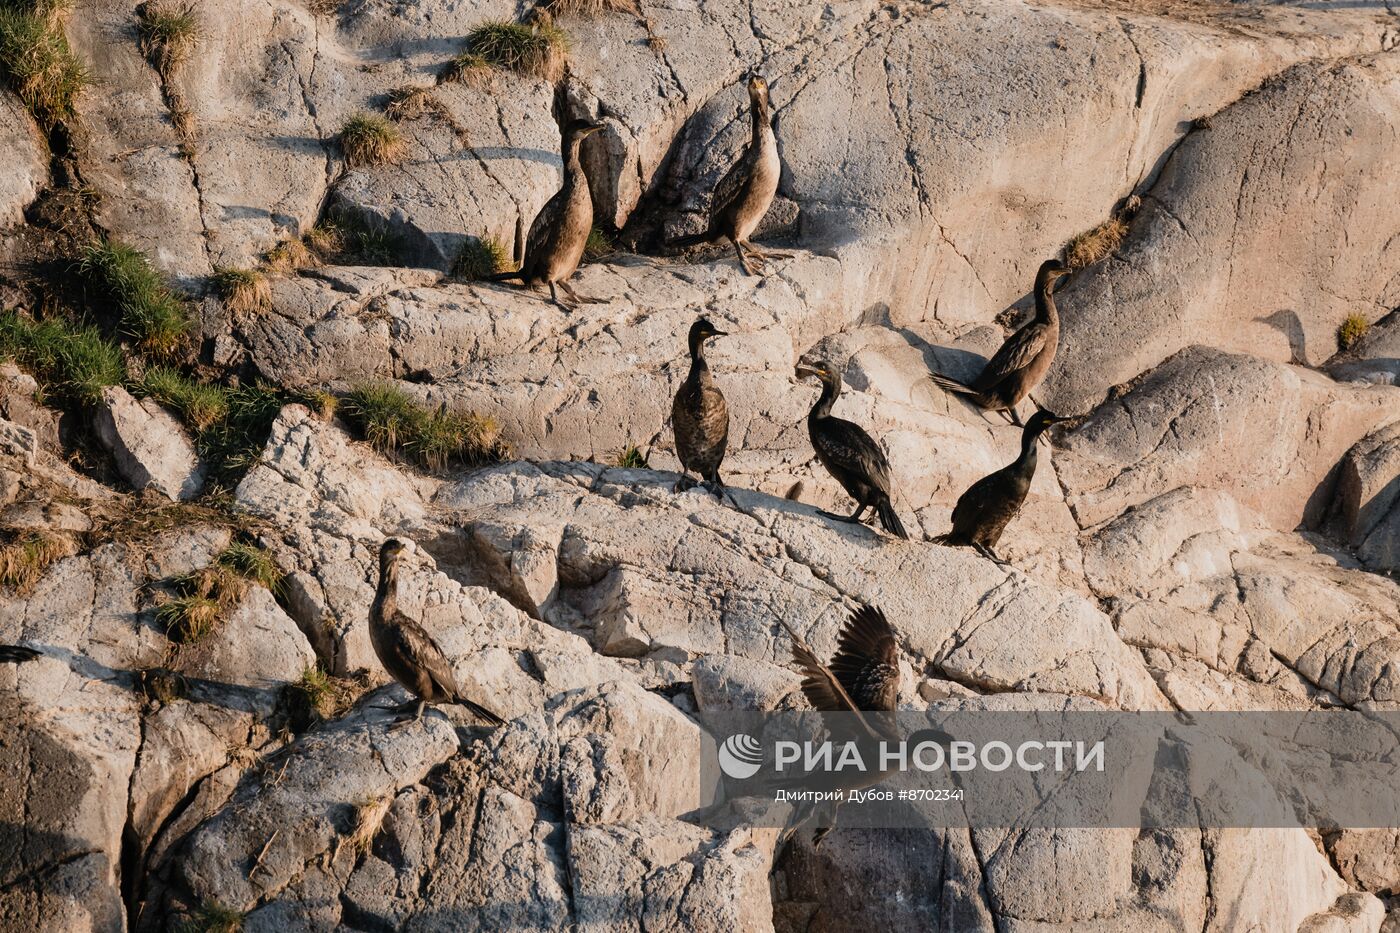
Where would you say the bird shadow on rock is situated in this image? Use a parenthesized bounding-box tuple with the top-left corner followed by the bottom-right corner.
(1258, 309, 1308, 365)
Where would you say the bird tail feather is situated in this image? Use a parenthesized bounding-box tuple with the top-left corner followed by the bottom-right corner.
(931, 532, 952, 545)
(0, 645, 40, 663)
(487, 270, 524, 283)
(928, 372, 978, 397)
(877, 501, 908, 540)
(456, 695, 506, 727)
(669, 231, 712, 249)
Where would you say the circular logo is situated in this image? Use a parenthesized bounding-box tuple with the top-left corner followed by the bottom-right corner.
(718, 733, 764, 779)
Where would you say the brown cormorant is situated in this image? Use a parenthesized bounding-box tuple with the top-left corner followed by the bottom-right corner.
(796, 361, 907, 539)
(370, 538, 505, 728)
(0, 645, 40, 664)
(935, 409, 1067, 564)
(489, 118, 606, 309)
(929, 258, 1070, 424)
(669, 72, 788, 276)
(671, 316, 730, 496)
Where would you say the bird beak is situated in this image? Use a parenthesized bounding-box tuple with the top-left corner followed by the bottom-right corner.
(584, 122, 606, 136)
(709, 328, 729, 338)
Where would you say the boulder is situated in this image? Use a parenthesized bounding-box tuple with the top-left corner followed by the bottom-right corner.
(1325, 422, 1400, 573)
(0, 92, 47, 228)
(92, 386, 205, 501)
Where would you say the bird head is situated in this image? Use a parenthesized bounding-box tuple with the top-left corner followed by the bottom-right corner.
(1025, 409, 1071, 445)
(379, 537, 408, 567)
(746, 71, 769, 101)
(1037, 258, 1071, 290)
(689, 316, 728, 344)
(794, 360, 835, 384)
(563, 118, 606, 142)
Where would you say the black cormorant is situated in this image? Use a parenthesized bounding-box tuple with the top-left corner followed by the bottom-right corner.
(0, 645, 40, 664)
(671, 317, 730, 496)
(490, 118, 606, 309)
(796, 361, 907, 539)
(370, 538, 505, 728)
(929, 258, 1070, 424)
(669, 72, 788, 275)
(935, 409, 1067, 564)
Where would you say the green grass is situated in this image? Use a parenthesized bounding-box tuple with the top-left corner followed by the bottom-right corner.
(136, 1, 199, 79)
(0, 311, 124, 405)
(156, 593, 221, 642)
(211, 266, 270, 315)
(141, 366, 230, 432)
(612, 445, 647, 468)
(0, 5, 87, 127)
(216, 541, 283, 595)
(339, 112, 406, 168)
(342, 382, 504, 472)
(76, 240, 190, 359)
(584, 225, 614, 261)
(464, 22, 568, 82)
(440, 51, 492, 87)
(0, 530, 73, 594)
(181, 899, 244, 933)
(539, 0, 632, 14)
(1338, 314, 1370, 352)
(305, 214, 403, 266)
(453, 235, 509, 280)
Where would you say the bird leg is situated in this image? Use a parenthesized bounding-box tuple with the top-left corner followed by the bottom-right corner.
(1004, 406, 1024, 427)
(743, 240, 793, 261)
(559, 279, 604, 305)
(703, 475, 738, 507)
(386, 699, 426, 731)
(548, 281, 577, 311)
(818, 504, 869, 525)
(974, 543, 1010, 567)
(731, 238, 764, 276)
(673, 473, 699, 493)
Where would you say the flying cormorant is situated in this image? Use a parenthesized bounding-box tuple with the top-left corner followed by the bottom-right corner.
(796, 361, 908, 539)
(670, 72, 788, 275)
(370, 538, 505, 728)
(0, 645, 40, 664)
(672, 317, 730, 496)
(929, 258, 1070, 424)
(490, 118, 606, 309)
(935, 409, 1067, 564)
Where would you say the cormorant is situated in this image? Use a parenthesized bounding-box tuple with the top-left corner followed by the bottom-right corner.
(489, 118, 606, 309)
(669, 72, 788, 275)
(935, 409, 1067, 564)
(929, 258, 1070, 424)
(796, 361, 908, 539)
(0, 645, 40, 664)
(370, 538, 505, 728)
(671, 317, 730, 496)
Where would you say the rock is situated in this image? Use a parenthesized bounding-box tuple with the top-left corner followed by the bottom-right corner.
(0, 363, 59, 453)
(0, 92, 47, 227)
(1326, 422, 1400, 573)
(91, 386, 205, 501)
(1042, 54, 1400, 415)
(1056, 346, 1400, 531)
(0, 419, 37, 468)
(1331, 309, 1400, 386)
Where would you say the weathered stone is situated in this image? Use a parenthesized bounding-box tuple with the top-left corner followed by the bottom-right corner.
(92, 386, 205, 501)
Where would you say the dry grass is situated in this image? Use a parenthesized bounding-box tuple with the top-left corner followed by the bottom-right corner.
(339, 112, 407, 168)
(156, 593, 221, 642)
(181, 899, 244, 933)
(263, 238, 316, 274)
(1338, 314, 1370, 352)
(1064, 217, 1128, 270)
(385, 85, 445, 121)
(439, 51, 493, 88)
(0, 4, 88, 127)
(452, 234, 510, 281)
(136, 2, 199, 79)
(333, 794, 392, 864)
(212, 266, 271, 315)
(0, 530, 75, 595)
(288, 664, 371, 725)
(538, 0, 634, 14)
(464, 22, 568, 83)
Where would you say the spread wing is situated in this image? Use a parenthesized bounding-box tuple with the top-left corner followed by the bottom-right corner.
(709, 143, 755, 225)
(973, 321, 1049, 393)
(523, 188, 565, 270)
(812, 417, 893, 497)
(827, 605, 900, 712)
(387, 609, 461, 700)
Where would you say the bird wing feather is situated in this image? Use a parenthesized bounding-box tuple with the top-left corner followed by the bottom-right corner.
(709, 143, 755, 227)
(827, 605, 900, 712)
(387, 609, 461, 700)
(974, 322, 1049, 392)
(813, 417, 893, 496)
(779, 619, 882, 739)
(523, 189, 566, 272)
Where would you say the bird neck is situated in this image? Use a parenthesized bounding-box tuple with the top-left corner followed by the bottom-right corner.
(1015, 428, 1042, 473)
(1033, 275, 1059, 324)
(562, 137, 587, 190)
(750, 95, 770, 144)
(810, 375, 838, 419)
(688, 333, 709, 364)
(375, 558, 400, 617)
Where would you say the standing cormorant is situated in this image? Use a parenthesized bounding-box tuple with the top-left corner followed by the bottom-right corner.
(929, 258, 1070, 424)
(489, 118, 606, 309)
(669, 72, 788, 275)
(370, 538, 505, 728)
(0, 645, 40, 664)
(935, 409, 1067, 564)
(796, 361, 908, 539)
(671, 317, 730, 496)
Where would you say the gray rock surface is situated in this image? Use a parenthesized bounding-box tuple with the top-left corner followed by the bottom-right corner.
(0, 92, 46, 228)
(92, 386, 206, 501)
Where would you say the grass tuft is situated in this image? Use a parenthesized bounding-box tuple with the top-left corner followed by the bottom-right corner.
(181, 899, 244, 933)
(452, 235, 509, 281)
(0, 5, 87, 127)
(1338, 314, 1370, 352)
(156, 593, 221, 642)
(0, 311, 124, 405)
(263, 237, 316, 274)
(464, 22, 568, 82)
(140, 366, 229, 432)
(584, 225, 614, 261)
(305, 214, 402, 266)
(76, 239, 190, 359)
(0, 530, 74, 594)
(439, 51, 492, 87)
(385, 85, 444, 121)
(211, 266, 271, 315)
(539, 0, 633, 15)
(288, 665, 371, 725)
(136, 1, 199, 80)
(342, 382, 504, 471)
(1064, 216, 1128, 271)
(613, 445, 647, 468)
(339, 112, 406, 168)
(216, 540, 283, 595)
